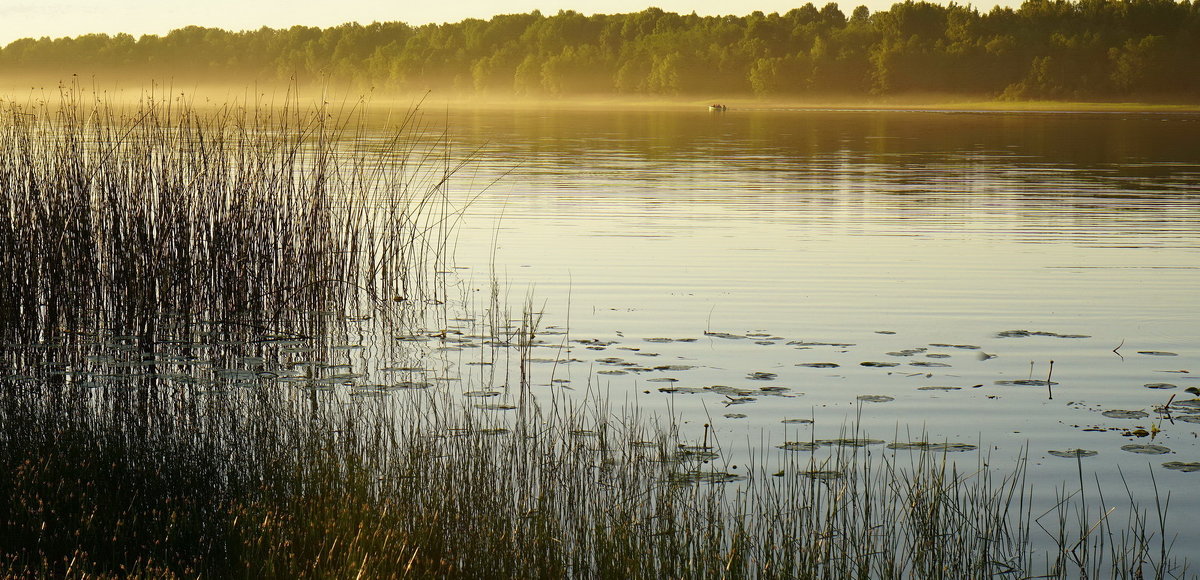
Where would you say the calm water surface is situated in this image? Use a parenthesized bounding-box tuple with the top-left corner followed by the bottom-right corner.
(424, 107, 1200, 548)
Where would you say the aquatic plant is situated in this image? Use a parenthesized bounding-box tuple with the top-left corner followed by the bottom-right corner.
(0, 91, 1191, 579)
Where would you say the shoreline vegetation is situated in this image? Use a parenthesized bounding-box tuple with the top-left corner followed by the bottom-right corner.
(2, 0, 1199, 106)
(0, 90, 1193, 578)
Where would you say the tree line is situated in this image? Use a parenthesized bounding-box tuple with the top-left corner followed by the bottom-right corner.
(2, 0, 1198, 100)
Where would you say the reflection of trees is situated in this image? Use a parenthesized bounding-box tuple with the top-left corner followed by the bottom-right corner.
(3, 1, 1198, 99)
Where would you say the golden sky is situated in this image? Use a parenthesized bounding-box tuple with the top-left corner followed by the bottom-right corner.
(0, 0, 1022, 45)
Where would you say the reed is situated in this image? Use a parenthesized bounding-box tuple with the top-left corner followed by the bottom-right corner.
(0, 90, 1191, 579)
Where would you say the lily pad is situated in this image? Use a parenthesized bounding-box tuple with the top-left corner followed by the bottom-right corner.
(1163, 461, 1200, 472)
(997, 330, 1090, 339)
(1048, 449, 1099, 459)
(781, 418, 814, 424)
(1139, 351, 1179, 357)
(1121, 444, 1171, 455)
(995, 379, 1056, 386)
(861, 362, 900, 368)
(723, 413, 748, 419)
(796, 362, 840, 368)
(857, 395, 895, 403)
(917, 386, 961, 391)
(462, 390, 501, 398)
(816, 438, 886, 447)
(789, 341, 855, 347)
(704, 332, 746, 340)
(475, 403, 517, 410)
(1145, 383, 1177, 390)
(393, 381, 433, 389)
(887, 442, 978, 452)
(800, 470, 844, 480)
(1102, 410, 1150, 419)
(654, 364, 695, 371)
(672, 470, 746, 484)
(910, 361, 952, 368)
(748, 371, 777, 380)
(778, 441, 819, 452)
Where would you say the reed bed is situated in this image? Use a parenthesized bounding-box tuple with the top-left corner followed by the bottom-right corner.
(0, 91, 1191, 579)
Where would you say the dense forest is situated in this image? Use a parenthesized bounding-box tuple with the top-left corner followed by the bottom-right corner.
(1, 0, 1198, 100)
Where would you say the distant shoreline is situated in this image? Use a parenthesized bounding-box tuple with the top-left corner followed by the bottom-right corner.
(4, 82, 1198, 114)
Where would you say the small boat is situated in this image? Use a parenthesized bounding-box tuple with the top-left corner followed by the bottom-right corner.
(708, 104, 728, 112)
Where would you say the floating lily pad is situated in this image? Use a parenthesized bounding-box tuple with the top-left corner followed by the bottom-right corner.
(676, 447, 720, 461)
(778, 441, 819, 452)
(816, 438, 886, 447)
(644, 338, 675, 343)
(925, 353, 951, 359)
(997, 330, 1090, 339)
(462, 390, 501, 398)
(781, 418, 814, 424)
(800, 470, 844, 480)
(393, 381, 432, 389)
(475, 403, 517, 410)
(1139, 351, 1179, 357)
(671, 470, 746, 484)
(1121, 444, 1171, 455)
(917, 386, 961, 391)
(647, 377, 679, 383)
(929, 343, 981, 350)
(1102, 410, 1150, 419)
(861, 362, 899, 368)
(887, 348, 927, 357)
(1145, 383, 1177, 390)
(857, 395, 895, 403)
(789, 341, 855, 347)
(658, 386, 704, 394)
(887, 442, 978, 452)
(723, 412, 748, 419)
(598, 370, 628, 375)
(1048, 449, 1098, 459)
(876, 330, 897, 335)
(1171, 398, 1200, 410)
(704, 332, 746, 340)
(748, 372, 777, 380)
(1172, 415, 1200, 424)
(629, 440, 659, 448)
(1162, 461, 1200, 472)
(571, 429, 601, 437)
(654, 364, 695, 371)
(995, 379, 1056, 386)
(796, 362, 840, 368)
(910, 361, 952, 368)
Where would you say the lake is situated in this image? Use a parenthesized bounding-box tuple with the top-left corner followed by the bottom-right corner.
(5, 96, 1198, 574)
(418, 105, 1200, 550)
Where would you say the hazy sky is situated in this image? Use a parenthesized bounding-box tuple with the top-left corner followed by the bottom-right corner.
(0, 0, 1022, 46)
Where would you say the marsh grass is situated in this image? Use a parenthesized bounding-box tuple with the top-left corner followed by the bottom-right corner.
(0, 90, 1191, 578)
